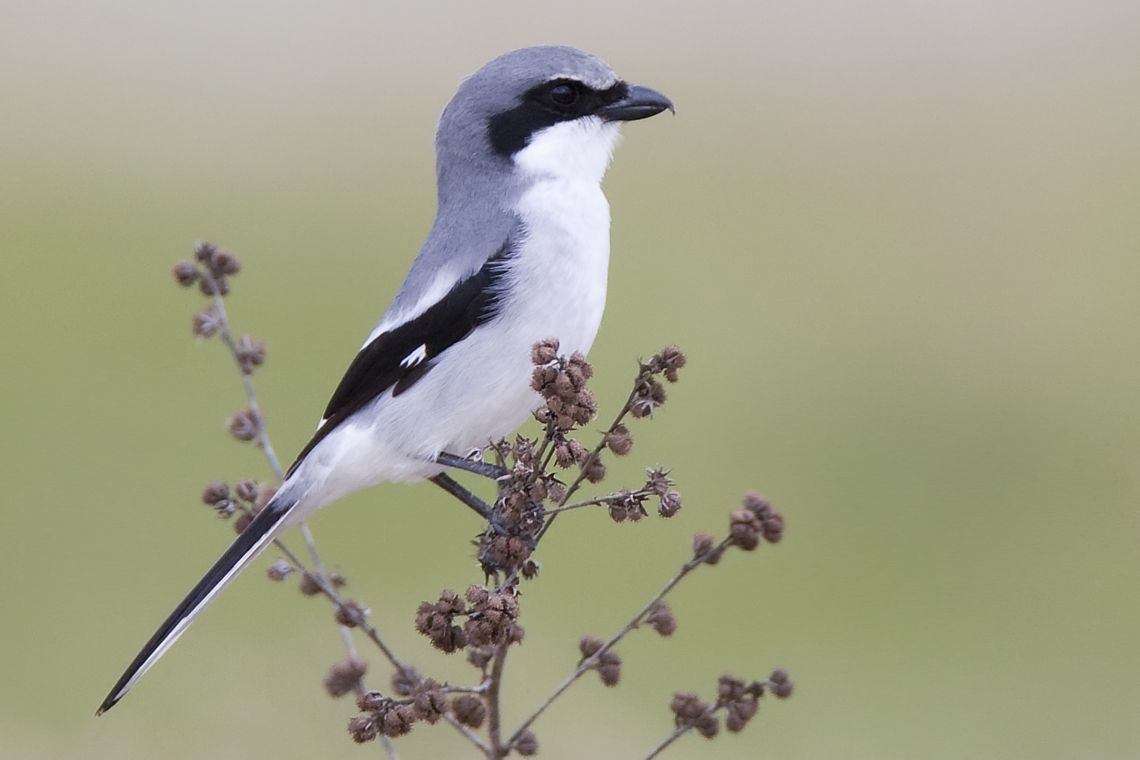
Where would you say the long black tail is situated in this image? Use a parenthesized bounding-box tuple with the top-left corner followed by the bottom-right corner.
(96, 497, 294, 715)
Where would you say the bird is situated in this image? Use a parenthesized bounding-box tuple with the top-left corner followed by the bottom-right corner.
(97, 45, 672, 715)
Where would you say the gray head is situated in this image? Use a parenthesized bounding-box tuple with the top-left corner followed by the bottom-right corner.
(435, 46, 672, 192)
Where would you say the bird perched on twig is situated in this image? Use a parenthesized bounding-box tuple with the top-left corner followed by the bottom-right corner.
(98, 45, 673, 714)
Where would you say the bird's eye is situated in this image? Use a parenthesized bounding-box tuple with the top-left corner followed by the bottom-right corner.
(548, 83, 579, 107)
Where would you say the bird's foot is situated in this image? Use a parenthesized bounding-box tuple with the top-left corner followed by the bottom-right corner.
(435, 450, 509, 480)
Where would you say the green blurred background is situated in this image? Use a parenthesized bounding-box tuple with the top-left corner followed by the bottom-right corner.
(3, 1, 1139, 758)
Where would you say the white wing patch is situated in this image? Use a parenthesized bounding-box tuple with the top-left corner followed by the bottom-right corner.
(362, 269, 461, 349)
(400, 344, 428, 369)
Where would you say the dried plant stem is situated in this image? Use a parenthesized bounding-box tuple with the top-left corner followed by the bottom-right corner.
(380, 735, 400, 760)
(486, 641, 511, 757)
(543, 490, 650, 516)
(508, 537, 733, 745)
(445, 715, 494, 756)
(209, 290, 283, 476)
(642, 723, 693, 759)
(537, 378, 643, 541)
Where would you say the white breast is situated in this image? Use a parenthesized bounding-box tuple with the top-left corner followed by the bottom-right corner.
(290, 119, 622, 499)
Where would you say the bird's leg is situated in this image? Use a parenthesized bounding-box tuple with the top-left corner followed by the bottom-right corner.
(430, 473, 512, 537)
(435, 450, 510, 480)
(430, 472, 493, 520)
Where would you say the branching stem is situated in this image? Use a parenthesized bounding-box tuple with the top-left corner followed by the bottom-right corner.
(507, 537, 733, 744)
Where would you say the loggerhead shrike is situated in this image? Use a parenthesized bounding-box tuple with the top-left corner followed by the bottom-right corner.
(97, 45, 672, 714)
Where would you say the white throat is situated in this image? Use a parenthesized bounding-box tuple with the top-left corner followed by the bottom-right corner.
(513, 117, 622, 184)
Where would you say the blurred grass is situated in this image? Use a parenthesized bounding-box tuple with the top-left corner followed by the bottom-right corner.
(3, 1, 1140, 758)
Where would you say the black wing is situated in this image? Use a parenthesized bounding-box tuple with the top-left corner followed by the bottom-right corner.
(285, 242, 513, 477)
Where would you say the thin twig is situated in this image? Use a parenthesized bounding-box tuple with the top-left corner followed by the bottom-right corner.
(379, 734, 400, 760)
(486, 641, 511, 757)
(642, 724, 691, 759)
(508, 537, 733, 745)
(209, 289, 283, 476)
(443, 714, 494, 756)
(543, 489, 652, 516)
(536, 377, 643, 541)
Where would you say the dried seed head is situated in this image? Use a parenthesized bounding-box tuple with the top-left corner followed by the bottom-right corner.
(531, 350, 597, 430)
(479, 534, 533, 576)
(692, 532, 724, 564)
(729, 509, 763, 551)
(232, 511, 252, 533)
(467, 646, 495, 670)
(194, 240, 218, 264)
(234, 479, 258, 503)
(299, 572, 322, 596)
(743, 492, 772, 517)
(652, 345, 687, 382)
(172, 260, 199, 286)
(463, 585, 520, 648)
(659, 489, 682, 518)
(266, 559, 294, 581)
(357, 690, 387, 712)
(583, 456, 606, 484)
(604, 424, 633, 456)
(235, 334, 267, 374)
(192, 307, 222, 338)
(227, 408, 260, 442)
(197, 274, 223, 297)
(726, 697, 758, 733)
(521, 558, 541, 579)
(554, 439, 590, 469)
(323, 656, 367, 698)
(211, 250, 241, 276)
(770, 667, 794, 698)
(201, 480, 230, 505)
(347, 714, 379, 743)
(411, 680, 448, 724)
(718, 675, 747, 702)
(597, 650, 622, 686)
(335, 599, 367, 628)
(515, 731, 539, 756)
(579, 635, 604, 659)
(695, 713, 720, 739)
(762, 513, 785, 543)
(647, 603, 677, 637)
(378, 703, 417, 737)
(451, 694, 486, 728)
(644, 467, 673, 496)
(531, 338, 560, 365)
(391, 666, 420, 696)
(415, 591, 468, 653)
(670, 692, 708, 723)
(630, 377, 667, 418)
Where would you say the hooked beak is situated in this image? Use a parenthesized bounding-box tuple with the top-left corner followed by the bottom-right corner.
(598, 84, 675, 122)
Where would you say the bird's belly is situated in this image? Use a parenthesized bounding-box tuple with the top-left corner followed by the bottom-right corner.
(379, 181, 610, 472)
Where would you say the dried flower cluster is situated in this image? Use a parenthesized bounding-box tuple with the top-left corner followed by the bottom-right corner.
(413, 586, 522, 654)
(669, 669, 794, 739)
(168, 242, 792, 759)
(199, 479, 275, 534)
